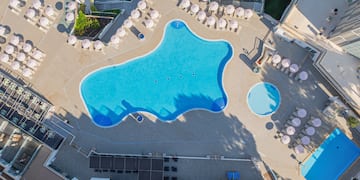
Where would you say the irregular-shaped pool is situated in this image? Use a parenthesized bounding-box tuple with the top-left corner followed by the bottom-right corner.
(80, 20, 233, 127)
(247, 82, 281, 116)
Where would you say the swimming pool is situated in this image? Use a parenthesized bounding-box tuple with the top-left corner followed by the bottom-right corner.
(80, 20, 233, 127)
(247, 82, 281, 116)
(301, 128, 360, 180)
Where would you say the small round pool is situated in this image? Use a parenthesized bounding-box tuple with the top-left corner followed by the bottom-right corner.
(247, 82, 281, 116)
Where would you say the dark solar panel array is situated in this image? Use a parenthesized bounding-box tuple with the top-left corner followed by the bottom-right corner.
(89, 155, 164, 180)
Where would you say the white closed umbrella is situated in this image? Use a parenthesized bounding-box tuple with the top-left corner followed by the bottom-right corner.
(131, 9, 140, 19)
(116, 28, 126, 37)
(296, 108, 307, 118)
(10, 36, 20, 46)
(32, 50, 43, 60)
(27, 59, 38, 68)
(11, 61, 20, 70)
(289, 64, 299, 73)
(32, 0, 42, 9)
(39, 17, 49, 27)
(301, 136, 310, 145)
(9, 0, 20, 8)
(244, 9, 254, 19)
(294, 144, 305, 154)
(26, 8, 36, 19)
(110, 35, 120, 44)
(291, 118, 301, 127)
(286, 126, 296, 135)
(229, 20, 238, 29)
(81, 39, 91, 49)
(305, 126, 315, 136)
(311, 118, 322, 127)
(22, 68, 33, 77)
(124, 19, 133, 28)
(206, 16, 216, 26)
(67, 1, 77, 11)
(225, 5, 235, 15)
(281, 135, 290, 144)
(209, 1, 219, 12)
(197, 11, 206, 21)
(299, 71, 308, 80)
(190, 4, 200, 14)
(137, 0, 147, 10)
(16, 52, 26, 62)
(0, 26, 5, 36)
(45, 6, 55, 16)
(217, 18, 227, 28)
(272, 54, 281, 64)
(281, 58, 291, 68)
(150, 10, 159, 19)
(5, 45, 15, 55)
(0, 54, 9, 63)
(93, 40, 103, 50)
(235, 7, 244, 18)
(145, 19, 154, 29)
(67, 35, 77, 45)
(66, 12, 75, 22)
(180, 0, 190, 9)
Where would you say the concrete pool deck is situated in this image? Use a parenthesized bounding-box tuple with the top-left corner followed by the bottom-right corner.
(0, 0, 358, 179)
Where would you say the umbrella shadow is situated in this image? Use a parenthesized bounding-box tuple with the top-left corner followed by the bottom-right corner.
(55, 1, 63, 10)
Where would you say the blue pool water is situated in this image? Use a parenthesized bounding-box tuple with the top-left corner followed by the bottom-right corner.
(80, 20, 233, 127)
(301, 128, 360, 180)
(247, 82, 281, 116)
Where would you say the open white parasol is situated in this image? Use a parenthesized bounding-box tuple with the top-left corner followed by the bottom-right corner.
(294, 144, 305, 154)
(93, 40, 104, 50)
(131, 9, 140, 19)
(286, 126, 296, 135)
(150, 10, 159, 19)
(45, 6, 55, 16)
(229, 20, 238, 29)
(22, 68, 33, 77)
(124, 19, 133, 28)
(39, 17, 50, 27)
(225, 5, 235, 15)
(305, 126, 315, 136)
(67, 1, 77, 11)
(206, 16, 216, 26)
(32, 0, 42, 9)
(0, 54, 9, 63)
(235, 7, 244, 17)
(26, 8, 36, 19)
(11, 61, 20, 70)
(289, 64, 299, 73)
(10, 35, 20, 46)
(5, 45, 15, 55)
(296, 108, 307, 118)
(197, 11, 206, 21)
(81, 39, 91, 49)
(190, 4, 200, 14)
(281, 135, 290, 144)
(145, 19, 154, 29)
(301, 136, 310, 145)
(311, 118, 322, 127)
(116, 28, 126, 37)
(137, 0, 147, 10)
(281, 58, 291, 68)
(272, 54, 281, 64)
(110, 35, 120, 44)
(299, 71, 308, 80)
(67, 35, 77, 45)
(209, 1, 219, 12)
(16, 52, 26, 62)
(244, 9, 253, 19)
(291, 118, 301, 127)
(65, 12, 75, 22)
(217, 18, 227, 28)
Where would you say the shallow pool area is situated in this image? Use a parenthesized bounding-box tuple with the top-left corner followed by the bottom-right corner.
(80, 20, 233, 127)
(301, 128, 360, 180)
(247, 82, 281, 116)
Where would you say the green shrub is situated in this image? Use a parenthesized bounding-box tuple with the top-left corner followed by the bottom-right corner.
(347, 116, 360, 128)
(74, 11, 100, 36)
